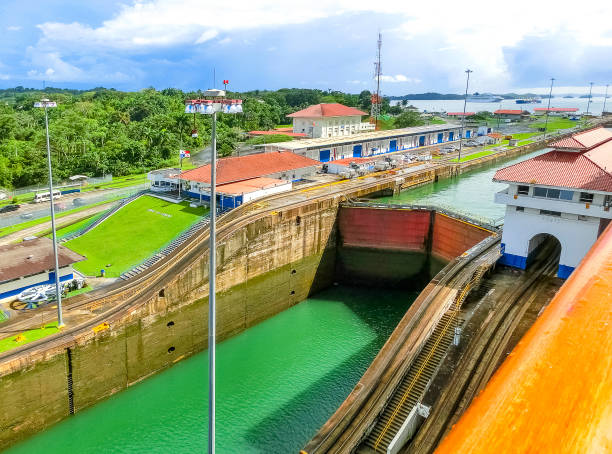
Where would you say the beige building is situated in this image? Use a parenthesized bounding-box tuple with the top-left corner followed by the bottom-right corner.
(288, 103, 373, 138)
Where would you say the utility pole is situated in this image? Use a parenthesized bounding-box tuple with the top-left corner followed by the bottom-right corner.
(371, 32, 382, 130)
(586, 82, 594, 116)
(603, 84, 609, 115)
(34, 99, 63, 327)
(543, 77, 555, 140)
(458, 69, 472, 162)
(184, 93, 242, 454)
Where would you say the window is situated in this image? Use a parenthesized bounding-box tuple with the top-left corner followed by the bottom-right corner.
(534, 187, 547, 197)
(579, 192, 594, 203)
(540, 209, 561, 217)
(516, 206, 525, 212)
(534, 187, 573, 200)
(547, 189, 560, 199)
(517, 185, 529, 195)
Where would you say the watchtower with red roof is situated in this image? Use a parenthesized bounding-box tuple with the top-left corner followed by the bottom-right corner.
(493, 127, 612, 278)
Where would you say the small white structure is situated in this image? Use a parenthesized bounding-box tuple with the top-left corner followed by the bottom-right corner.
(493, 127, 612, 278)
(288, 103, 371, 138)
(0, 238, 85, 301)
(148, 168, 181, 192)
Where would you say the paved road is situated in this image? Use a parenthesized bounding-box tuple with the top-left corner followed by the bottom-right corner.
(0, 185, 145, 229)
(0, 201, 116, 246)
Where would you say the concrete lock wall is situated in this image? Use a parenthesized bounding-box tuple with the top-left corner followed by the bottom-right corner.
(0, 200, 339, 450)
(335, 207, 492, 288)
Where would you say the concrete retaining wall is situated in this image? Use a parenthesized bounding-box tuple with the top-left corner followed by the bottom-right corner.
(0, 200, 339, 450)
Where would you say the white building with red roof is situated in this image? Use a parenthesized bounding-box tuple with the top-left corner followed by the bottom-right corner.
(176, 151, 320, 209)
(493, 127, 612, 278)
(287, 103, 373, 138)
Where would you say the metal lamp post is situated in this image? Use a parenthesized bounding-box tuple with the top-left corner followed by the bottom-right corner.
(458, 69, 472, 162)
(586, 82, 594, 116)
(543, 77, 555, 140)
(184, 90, 242, 454)
(603, 84, 609, 115)
(34, 99, 63, 327)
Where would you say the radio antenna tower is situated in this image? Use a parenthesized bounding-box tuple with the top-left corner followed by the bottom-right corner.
(371, 32, 382, 129)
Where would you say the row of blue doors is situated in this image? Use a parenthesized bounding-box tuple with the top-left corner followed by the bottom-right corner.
(319, 130, 464, 162)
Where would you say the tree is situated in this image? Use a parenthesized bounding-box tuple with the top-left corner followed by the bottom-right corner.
(394, 111, 425, 128)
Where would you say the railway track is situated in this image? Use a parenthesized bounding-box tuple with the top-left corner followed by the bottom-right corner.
(303, 235, 500, 454)
(0, 161, 446, 364)
(403, 240, 561, 454)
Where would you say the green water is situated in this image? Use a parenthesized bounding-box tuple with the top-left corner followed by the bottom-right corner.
(377, 149, 549, 222)
(5, 286, 417, 454)
(4, 149, 548, 454)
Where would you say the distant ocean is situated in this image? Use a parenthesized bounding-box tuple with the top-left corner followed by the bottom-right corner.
(390, 96, 608, 114)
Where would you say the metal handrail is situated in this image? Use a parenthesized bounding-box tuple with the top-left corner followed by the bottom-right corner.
(372, 265, 487, 452)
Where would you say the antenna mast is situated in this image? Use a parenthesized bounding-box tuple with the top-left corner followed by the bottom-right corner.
(371, 32, 382, 129)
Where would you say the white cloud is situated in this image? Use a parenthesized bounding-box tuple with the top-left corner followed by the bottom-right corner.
(27, 0, 612, 90)
(379, 74, 421, 83)
(346, 80, 365, 84)
(25, 50, 131, 83)
(0, 74, 10, 80)
(195, 29, 218, 44)
(7, 26, 21, 31)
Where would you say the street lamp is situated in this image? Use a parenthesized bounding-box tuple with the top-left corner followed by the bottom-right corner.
(603, 84, 609, 115)
(543, 77, 555, 140)
(34, 98, 64, 327)
(586, 82, 594, 116)
(184, 90, 242, 454)
(458, 69, 472, 162)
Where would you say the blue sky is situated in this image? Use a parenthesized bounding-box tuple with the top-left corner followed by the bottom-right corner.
(0, 0, 611, 95)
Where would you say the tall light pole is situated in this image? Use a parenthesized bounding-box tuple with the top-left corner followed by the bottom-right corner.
(458, 69, 472, 162)
(586, 82, 594, 116)
(603, 84, 609, 115)
(184, 92, 242, 454)
(34, 99, 63, 327)
(543, 77, 555, 140)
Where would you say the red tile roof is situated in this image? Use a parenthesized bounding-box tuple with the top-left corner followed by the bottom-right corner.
(217, 177, 289, 195)
(550, 127, 612, 150)
(447, 112, 475, 116)
(494, 109, 524, 115)
(287, 103, 367, 118)
(534, 107, 579, 112)
(487, 132, 503, 139)
(493, 150, 612, 192)
(585, 140, 612, 172)
(180, 151, 319, 185)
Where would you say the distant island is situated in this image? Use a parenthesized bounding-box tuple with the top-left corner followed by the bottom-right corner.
(388, 92, 547, 100)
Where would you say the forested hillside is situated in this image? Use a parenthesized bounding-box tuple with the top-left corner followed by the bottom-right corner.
(0, 87, 385, 189)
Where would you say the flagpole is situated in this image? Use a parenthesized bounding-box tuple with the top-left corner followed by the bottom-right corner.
(178, 154, 182, 200)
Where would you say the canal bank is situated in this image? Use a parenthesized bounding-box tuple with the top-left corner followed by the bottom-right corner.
(0, 129, 588, 451)
(2, 149, 522, 453)
(4, 285, 419, 454)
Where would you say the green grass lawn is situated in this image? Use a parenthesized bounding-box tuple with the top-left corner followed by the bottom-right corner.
(529, 117, 577, 132)
(450, 149, 498, 162)
(45, 211, 107, 240)
(64, 195, 208, 277)
(0, 322, 59, 353)
(65, 285, 93, 298)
